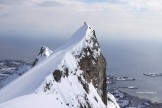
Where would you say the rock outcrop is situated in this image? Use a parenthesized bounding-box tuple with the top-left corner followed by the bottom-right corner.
(78, 29, 107, 105)
(32, 46, 53, 67)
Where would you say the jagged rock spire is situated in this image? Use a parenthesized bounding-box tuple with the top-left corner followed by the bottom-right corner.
(32, 46, 53, 67)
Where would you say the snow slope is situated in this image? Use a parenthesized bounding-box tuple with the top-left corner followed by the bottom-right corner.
(0, 24, 119, 108)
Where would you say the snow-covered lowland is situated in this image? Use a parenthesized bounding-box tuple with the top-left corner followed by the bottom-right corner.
(0, 23, 119, 108)
(0, 60, 31, 89)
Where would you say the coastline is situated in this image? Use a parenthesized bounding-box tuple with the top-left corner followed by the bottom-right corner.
(107, 75, 162, 108)
(109, 89, 162, 108)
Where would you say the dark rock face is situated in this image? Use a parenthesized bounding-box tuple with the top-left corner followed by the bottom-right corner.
(32, 47, 46, 67)
(78, 30, 107, 105)
(79, 54, 107, 104)
(53, 70, 62, 82)
(32, 58, 38, 67)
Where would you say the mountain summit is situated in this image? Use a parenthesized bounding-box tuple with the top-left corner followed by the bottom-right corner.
(0, 24, 119, 108)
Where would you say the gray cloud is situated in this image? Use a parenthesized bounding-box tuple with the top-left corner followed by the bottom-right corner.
(0, 13, 10, 17)
(0, 0, 23, 5)
(0, 0, 162, 40)
(37, 1, 63, 7)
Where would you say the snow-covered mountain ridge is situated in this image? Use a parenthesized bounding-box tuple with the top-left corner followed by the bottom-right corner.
(0, 23, 119, 108)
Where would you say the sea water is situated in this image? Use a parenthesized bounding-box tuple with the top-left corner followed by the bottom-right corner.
(100, 39, 162, 103)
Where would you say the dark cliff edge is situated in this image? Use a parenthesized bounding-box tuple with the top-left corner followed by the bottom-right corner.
(78, 30, 107, 105)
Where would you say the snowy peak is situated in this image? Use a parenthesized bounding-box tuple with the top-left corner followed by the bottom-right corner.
(0, 23, 119, 108)
(37, 23, 108, 107)
(32, 46, 53, 66)
(65, 23, 100, 61)
(66, 23, 91, 43)
(38, 46, 53, 57)
(66, 23, 97, 48)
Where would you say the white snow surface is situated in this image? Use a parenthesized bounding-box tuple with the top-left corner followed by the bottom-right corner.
(0, 24, 119, 108)
(107, 92, 120, 108)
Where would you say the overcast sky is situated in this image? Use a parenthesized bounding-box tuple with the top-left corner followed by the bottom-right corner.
(0, 0, 162, 40)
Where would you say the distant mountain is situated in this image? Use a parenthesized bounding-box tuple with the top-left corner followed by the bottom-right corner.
(0, 46, 53, 89)
(0, 59, 31, 89)
(0, 24, 119, 108)
(32, 46, 53, 67)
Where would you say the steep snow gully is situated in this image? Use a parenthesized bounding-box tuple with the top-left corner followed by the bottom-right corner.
(0, 23, 119, 108)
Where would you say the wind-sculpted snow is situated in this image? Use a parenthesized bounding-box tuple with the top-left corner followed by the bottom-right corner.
(0, 24, 119, 108)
